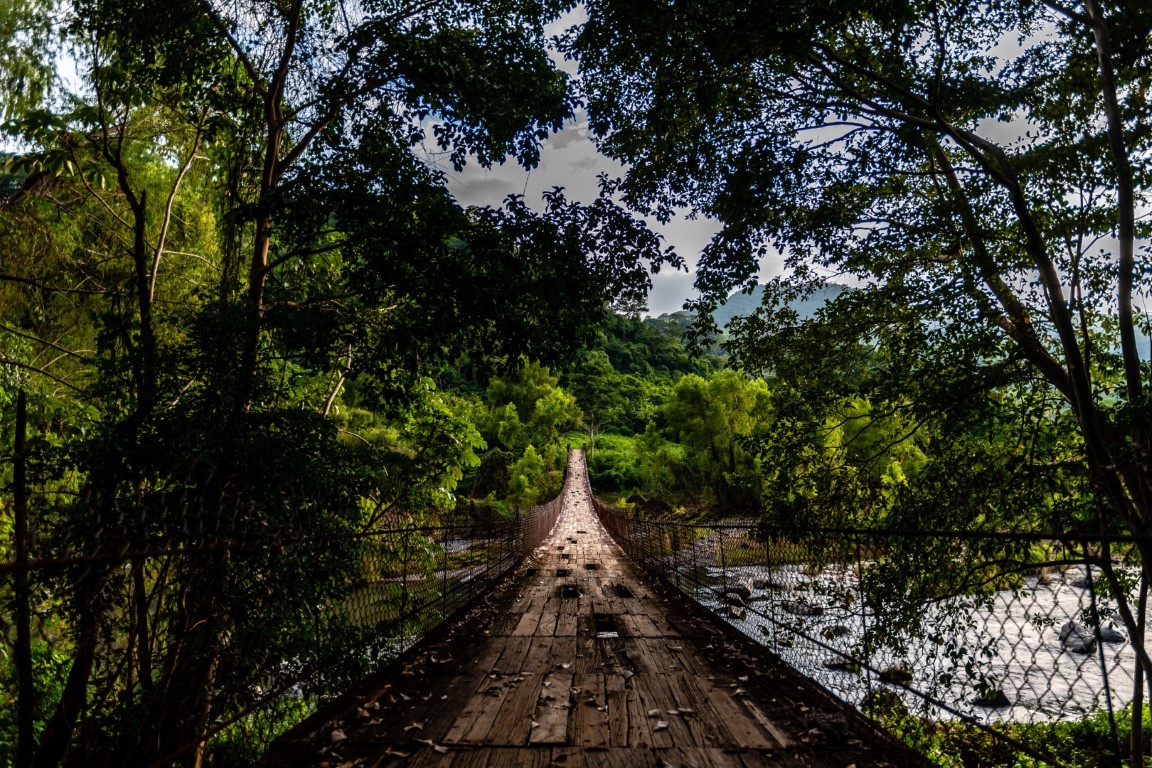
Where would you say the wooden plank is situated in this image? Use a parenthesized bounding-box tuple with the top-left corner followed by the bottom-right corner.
(605, 672, 629, 748)
(622, 612, 664, 638)
(519, 637, 557, 676)
(621, 637, 699, 675)
(572, 636, 600, 675)
(442, 674, 516, 744)
(484, 670, 546, 745)
(547, 635, 577, 670)
(742, 698, 794, 749)
(663, 671, 736, 749)
(473, 634, 516, 673)
(492, 636, 534, 674)
(533, 599, 560, 636)
(398, 747, 455, 768)
(548, 746, 588, 768)
(644, 672, 707, 747)
(738, 748, 804, 767)
(696, 680, 781, 750)
(583, 750, 621, 768)
(414, 673, 489, 743)
(554, 605, 579, 637)
(658, 747, 747, 767)
(632, 674, 682, 749)
(570, 672, 610, 749)
(528, 672, 573, 744)
(490, 747, 553, 768)
(512, 600, 546, 636)
(622, 678, 656, 749)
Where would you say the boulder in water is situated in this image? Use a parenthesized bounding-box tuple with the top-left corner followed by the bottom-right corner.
(822, 657, 860, 673)
(878, 663, 913, 686)
(780, 599, 824, 617)
(1058, 621, 1097, 654)
(722, 583, 752, 602)
(972, 687, 1011, 707)
(821, 624, 851, 640)
(1098, 625, 1126, 643)
(752, 577, 788, 590)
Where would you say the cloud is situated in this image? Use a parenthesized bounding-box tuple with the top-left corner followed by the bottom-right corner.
(549, 124, 589, 151)
(451, 175, 519, 206)
(567, 156, 599, 171)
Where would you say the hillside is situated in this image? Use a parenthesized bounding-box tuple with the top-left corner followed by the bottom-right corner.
(653, 283, 848, 329)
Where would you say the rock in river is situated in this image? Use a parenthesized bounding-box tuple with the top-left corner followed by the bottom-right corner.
(722, 583, 753, 601)
(1098, 625, 1126, 643)
(780, 599, 824, 617)
(1058, 621, 1097, 654)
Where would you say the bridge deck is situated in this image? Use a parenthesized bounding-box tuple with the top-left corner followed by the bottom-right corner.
(267, 453, 906, 767)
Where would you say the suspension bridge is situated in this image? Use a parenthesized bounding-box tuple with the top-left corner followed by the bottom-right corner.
(261, 451, 903, 767)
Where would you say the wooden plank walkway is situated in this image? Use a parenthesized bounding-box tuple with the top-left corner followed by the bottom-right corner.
(264, 451, 914, 768)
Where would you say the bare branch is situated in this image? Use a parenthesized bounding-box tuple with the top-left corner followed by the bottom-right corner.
(151, 124, 205, 302)
(0, 358, 84, 392)
(0, 323, 94, 362)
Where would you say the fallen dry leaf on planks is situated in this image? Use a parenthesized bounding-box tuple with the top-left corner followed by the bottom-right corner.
(413, 738, 449, 754)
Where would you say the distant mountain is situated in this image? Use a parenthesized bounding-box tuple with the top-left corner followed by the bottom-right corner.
(653, 283, 848, 329)
(712, 283, 848, 328)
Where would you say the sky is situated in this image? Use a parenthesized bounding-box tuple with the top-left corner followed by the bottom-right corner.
(422, 8, 781, 318)
(432, 115, 728, 317)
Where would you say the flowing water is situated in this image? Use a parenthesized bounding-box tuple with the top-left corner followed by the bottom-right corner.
(696, 563, 1149, 724)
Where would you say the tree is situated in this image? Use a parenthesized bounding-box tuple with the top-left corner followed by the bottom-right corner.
(662, 370, 771, 507)
(0, 0, 677, 763)
(508, 444, 546, 507)
(568, 0, 1152, 756)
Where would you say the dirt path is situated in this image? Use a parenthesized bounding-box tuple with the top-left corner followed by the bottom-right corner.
(264, 451, 917, 767)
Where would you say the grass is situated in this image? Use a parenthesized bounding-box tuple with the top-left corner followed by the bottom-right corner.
(872, 703, 1151, 767)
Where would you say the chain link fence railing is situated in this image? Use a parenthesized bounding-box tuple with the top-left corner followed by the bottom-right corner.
(1, 469, 566, 766)
(592, 497, 1152, 766)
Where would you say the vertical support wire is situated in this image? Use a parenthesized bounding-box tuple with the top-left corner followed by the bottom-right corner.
(692, 525, 700, 601)
(1085, 550, 1120, 757)
(1131, 566, 1149, 766)
(767, 533, 779, 656)
(719, 528, 729, 604)
(401, 526, 411, 651)
(856, 529, 875, 746)
(441, 524, 449, 620)
(14, 389, 34, 768)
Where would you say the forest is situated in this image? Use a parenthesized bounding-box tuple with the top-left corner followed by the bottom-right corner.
(3, 0, 1152, 766)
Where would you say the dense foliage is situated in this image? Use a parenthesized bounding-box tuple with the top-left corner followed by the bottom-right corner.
(6, 0, 1152, 765)
(0, 0, 680, 763)
(566, 0, 1152, 762)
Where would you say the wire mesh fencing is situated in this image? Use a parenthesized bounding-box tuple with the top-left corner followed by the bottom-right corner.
(1, 491, 565, 766)
(592, 499, 1152, 766)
